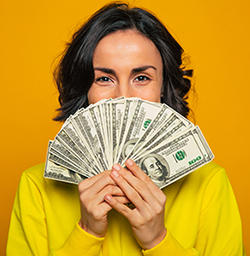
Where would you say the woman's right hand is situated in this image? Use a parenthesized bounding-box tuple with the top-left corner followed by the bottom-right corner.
(78, 170, 129, 237)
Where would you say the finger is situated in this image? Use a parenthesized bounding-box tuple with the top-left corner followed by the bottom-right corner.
(104, 194, 134, 220)
(79, 186, 115, 216)
(100, 184, 127, 197)
(78, 170, 115, 194)
(80, 200, 113, 228)
(99, 181, 130, 203)
(90, 201, 113, 216)
(125, 159, 151, 183)
(111, 165, 147, 209)
(125, 159, 166, 202)
(113, 163, 166, 207)
(86, 184, 127, 207)
(114, 196, 130, 204)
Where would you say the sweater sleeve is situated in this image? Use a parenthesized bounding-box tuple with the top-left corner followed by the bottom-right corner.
(6, 172, 104, 256)
(142, 169, 245, 256)
(54, 223, 105, 256)
(142, 230, 198, 256)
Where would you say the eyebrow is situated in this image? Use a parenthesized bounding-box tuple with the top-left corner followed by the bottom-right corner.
(94, 67, 116, 76)
(94, 65, 157, 75)
(132, 65, 157, 73)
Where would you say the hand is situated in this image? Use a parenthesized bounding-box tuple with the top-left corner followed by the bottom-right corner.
(104, 159, 167, 249)
(78, 170, 129, 237)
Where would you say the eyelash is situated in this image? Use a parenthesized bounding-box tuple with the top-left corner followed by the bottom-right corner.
(95, 76, 112, 82)
(134, 75, 150, 82)
(95, 75, 151, 84)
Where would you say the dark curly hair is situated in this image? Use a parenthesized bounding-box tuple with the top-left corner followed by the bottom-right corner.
(53, 2, 193, 121)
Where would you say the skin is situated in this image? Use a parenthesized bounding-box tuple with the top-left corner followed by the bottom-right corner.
(87, 30, 163, 103)
(79, 30, 167, 250)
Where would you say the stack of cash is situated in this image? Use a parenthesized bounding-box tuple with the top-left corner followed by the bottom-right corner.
(44, 97, 214, 189)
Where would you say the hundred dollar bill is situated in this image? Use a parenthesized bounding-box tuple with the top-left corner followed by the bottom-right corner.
(71, 106, 108, 171)
(49, 139, 95, 177)
(44, 141, 86, 184)
(99, 101, 111, 166)
(134, 126, 214, 189)
(61, 122, 100, 173)
(49, 150, 93, 178)
(114, 98, 137, 162)
(88, 104, 110, 170)
(116, 99, 166, 164)
(99, 97, 125, 167)
(54, 129, 91, 167)
(70, 112, 100, 167)
(110, 98, 126, 164)
(122, 103, 193, 163)
(45, 159, 86, 184)
(129, 115, 187, 162)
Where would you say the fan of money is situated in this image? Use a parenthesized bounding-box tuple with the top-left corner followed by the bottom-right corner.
(44, 97, 214, 189)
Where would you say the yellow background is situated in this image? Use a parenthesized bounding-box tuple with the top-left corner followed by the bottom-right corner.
(1, 0, 249, 254)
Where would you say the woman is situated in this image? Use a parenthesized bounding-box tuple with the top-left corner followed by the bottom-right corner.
(7, 3, 245, 255)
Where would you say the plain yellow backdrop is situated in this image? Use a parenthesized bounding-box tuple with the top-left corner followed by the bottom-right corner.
(1, 0, 249, 254)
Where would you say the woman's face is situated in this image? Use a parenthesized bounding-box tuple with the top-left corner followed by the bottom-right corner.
(87, 30, 163, 104)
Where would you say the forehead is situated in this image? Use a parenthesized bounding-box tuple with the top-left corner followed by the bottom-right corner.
(96, 29, 155, 48)
(93, 30, 162, 66)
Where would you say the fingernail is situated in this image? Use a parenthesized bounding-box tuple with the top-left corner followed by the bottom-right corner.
(113, 164, 120, 171)
(112, 170, 119, 178)
(126, 159, 133, 166)
(105, 195, 112, 201)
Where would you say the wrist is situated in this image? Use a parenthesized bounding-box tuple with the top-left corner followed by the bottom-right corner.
(78, 220, 107, 238)
(142, 228, 167, 250)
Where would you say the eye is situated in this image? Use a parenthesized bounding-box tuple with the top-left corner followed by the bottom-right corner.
(95, 76, 112, 82)
(94, 76, 114, 86)
(134, 75, 151, 82)
(150, 164, 154, 168)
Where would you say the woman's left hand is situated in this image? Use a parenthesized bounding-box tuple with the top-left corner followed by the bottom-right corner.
(104, 159, 167, 250)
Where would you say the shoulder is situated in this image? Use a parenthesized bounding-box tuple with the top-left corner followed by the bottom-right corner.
(163, 162, 229, 199)
(21, 163, 77, 195)
(21, 163, 46, 189)
(188, 161, 227, 184)
(23, 163, 45, 180)
(187, 162, 232, 195)
(180, 161, 234, 202)
(181, 161, 227, 186)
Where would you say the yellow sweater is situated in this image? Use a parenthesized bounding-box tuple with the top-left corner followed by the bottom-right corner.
(7, 162, 245, 255)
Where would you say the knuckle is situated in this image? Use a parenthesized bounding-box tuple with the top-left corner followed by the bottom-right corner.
(103, 174, 111, 183)
(144, 174, 151, 183)
(160, 193, 167, 204)
(78, 180, 86, 192)
(88, 206, 95, 216)
(135, 180, 146, 192)
(92, 209, 104, 220)
(128, 190, 138, 200)
(91, 211, 100, 220)
(135, 219, 143, 228)
(143, 213, 151, 223)
(115, 175, 125, 186)
(120, 206, 129, 216)
(154, 203, 163, 215)
(103, 184, 116, 194)
(79, 192, 86, 203)
(88, 204, 104, 219)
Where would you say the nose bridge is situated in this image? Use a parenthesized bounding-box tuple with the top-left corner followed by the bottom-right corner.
(116, 79, 130, 98)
